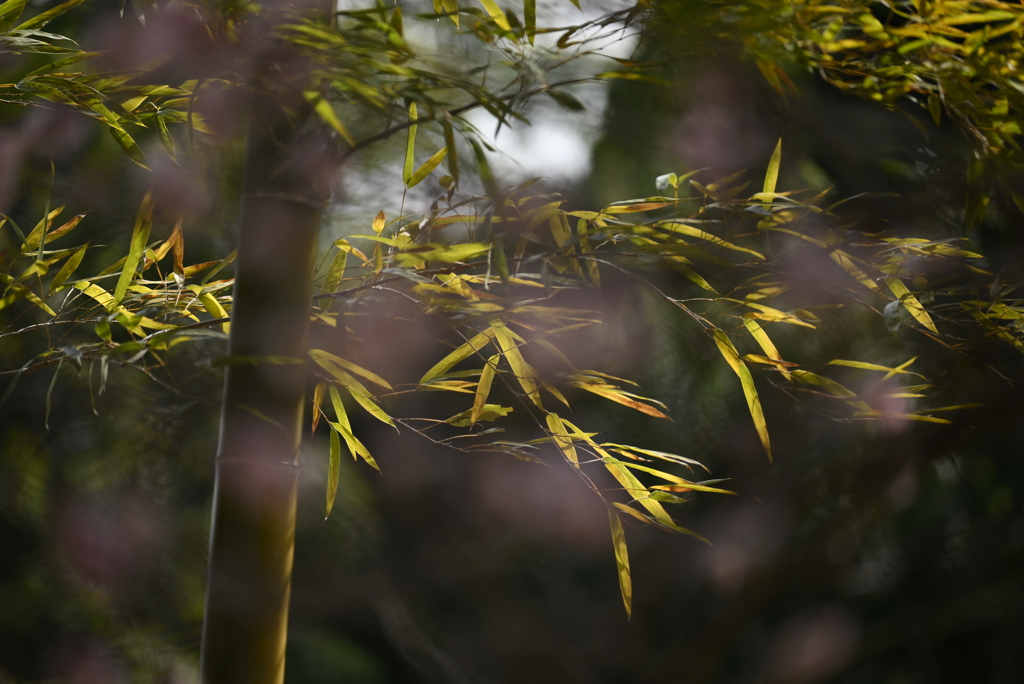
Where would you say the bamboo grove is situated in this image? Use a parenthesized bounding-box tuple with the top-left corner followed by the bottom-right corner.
(3, 0, 1024, 635)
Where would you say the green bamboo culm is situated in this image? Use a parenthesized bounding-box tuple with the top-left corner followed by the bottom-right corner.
(199, 3, 337, 683)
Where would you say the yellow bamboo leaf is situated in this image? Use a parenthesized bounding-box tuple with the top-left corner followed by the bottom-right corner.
(887, 278, 938, 333)
(763, 138, 782, 208)
(491, 322, 542, 407)
(743, 318, 791, 380)
(545, 412, 578, 466)
(713, 330, 771, 461)
(419, 329, 495, 385)
(312, 382, 326, 434)
(311, 349, 392, 390)
(471, 354, 500, 425)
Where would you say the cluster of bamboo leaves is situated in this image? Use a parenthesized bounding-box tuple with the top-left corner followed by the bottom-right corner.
(4, 0, 1024, 616)
(702, 0, 1024, 159)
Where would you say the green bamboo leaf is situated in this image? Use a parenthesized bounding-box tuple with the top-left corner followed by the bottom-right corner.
(713, 330, 771, 461)
(21, 206, 63, 252)
(407, 147, 448, 188)
(0, 274, 55, 315)
(419, 329, 495, 384)
(115, 192, 154, 304)
(322, 247, 347, 297)
(329, 386, 380, 470)
(442, 118, 460, 185)
(609, 511, 632, 620)
(326, 429, 341, 518)
(762, 138, 782, 207)
(305, 92, 356, 146)
(524, 0, 535, 43)
(0, 0, 32, 29)
(156, 111, 176, 161)
(48, 242, 88, 292)
(13, 0, 86, 30)
(44, 358, 63, 430)
(402, 102, 418, 184)
(791, 370, 872, 412)
(471, 354, 500, 425)
(110, 126, 149, 169)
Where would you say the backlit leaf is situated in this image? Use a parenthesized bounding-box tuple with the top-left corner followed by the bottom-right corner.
(420, 329, 496, 384)
(609, 511, 632, 619)
(471, 354, 500, 425)
(713, 330, 771, 461)
(114, 191, 154, 304)
(326, 429, 340, 518)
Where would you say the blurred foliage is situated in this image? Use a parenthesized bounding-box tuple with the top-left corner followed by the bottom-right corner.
(3, 0, 1024, 682)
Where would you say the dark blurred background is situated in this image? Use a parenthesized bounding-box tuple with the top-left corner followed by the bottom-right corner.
(3, 1, 1024, 683)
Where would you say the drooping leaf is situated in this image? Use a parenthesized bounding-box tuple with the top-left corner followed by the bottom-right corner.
(471, 354, 500, 425)
(713, 330, 771, 461)
(545, 412, 578, 466)
(609, 511, 632, 620)
(492, 321, 542, 407)
(326, 429, 341, 518)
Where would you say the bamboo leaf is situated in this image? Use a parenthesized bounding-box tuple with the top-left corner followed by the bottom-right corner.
(420, 329, 495, 385)
(312, 382, 326, 434)
(326, 429, 341, 518)
(114, 191, 154, 304)
(109, 127, 149, 169)
(471, 354, 500, 425)
(329, 386, 381, 470)
(763, 138, 782, 207)
(48, 242, 88, 292)
(492, 321, 542, 407)
(407, 147, 448, 188)
(403, 102, 418, 184)
(828, 358, 923, 377)
(887, 277, 938, 333)
(524, 0, 535, 43)
(713, 330, 771, 461)
(609, 511, 632, 619)
(546, 412, 578, 466)
(14, 0, 86, 30)
(311, 349, 392, 390)
(479, 0, 511, 30)
(791, 370, 872, 412)
(743, 318, 790, 380)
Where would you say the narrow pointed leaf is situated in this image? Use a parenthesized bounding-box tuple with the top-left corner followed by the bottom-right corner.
(420, 329, 495, 384)
(403, 102, 418, 184)
(762, 138, 782, 207)
(713, 330, 771, 461)
(609, 511, 632, 619)
(471, 354, 500, 425)
(114, 191, 154, 304)
(887, 277, 938, 333)
(326, 429, 341, 518)
(407, 147, 448, 188)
